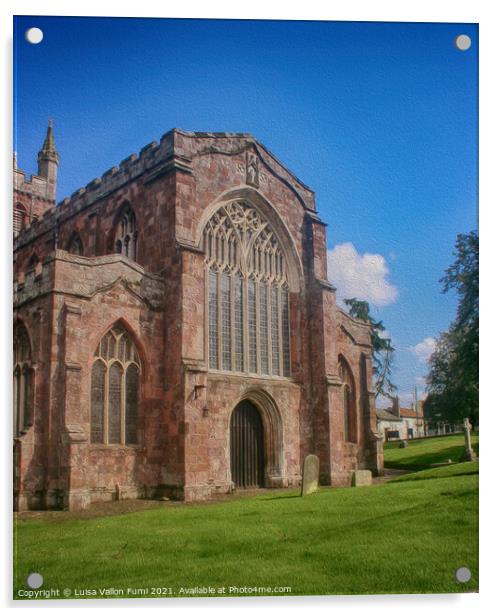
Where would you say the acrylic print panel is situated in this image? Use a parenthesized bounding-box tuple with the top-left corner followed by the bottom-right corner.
(13, 16, 478, 600)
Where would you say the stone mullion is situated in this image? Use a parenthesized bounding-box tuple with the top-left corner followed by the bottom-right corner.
(242, 276, 249, 374)
(277, 283, 283, 377)
(103, 363, 109, 444)
(216, 270, 222, 370)
(230, 273, 236, 372)
(18, 370, 26, 435)
(255, 281, 261, 374)
(266, 282, 272, 375)
(120, 363, 126, 445)
(204, 267, 209, 368)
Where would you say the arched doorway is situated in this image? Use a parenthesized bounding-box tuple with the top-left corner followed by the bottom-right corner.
(230, 400, 265, 488)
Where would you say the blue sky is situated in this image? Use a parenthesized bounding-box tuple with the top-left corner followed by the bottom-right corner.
(13, 16, 478, 406)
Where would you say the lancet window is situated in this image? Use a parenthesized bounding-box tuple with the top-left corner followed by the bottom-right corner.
(14, 323, 33, 437)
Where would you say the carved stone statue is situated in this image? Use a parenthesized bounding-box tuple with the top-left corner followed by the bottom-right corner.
(246, 151, 259, 187)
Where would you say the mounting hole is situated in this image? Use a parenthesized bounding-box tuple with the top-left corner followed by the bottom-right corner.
(455, 34, 472, 51)
(455, 566, 472, 583)
(25, 27, 44, 45)
(26, 572, 44, 589)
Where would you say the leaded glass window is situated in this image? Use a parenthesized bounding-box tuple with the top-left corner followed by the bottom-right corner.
(125, 364, 139, 444)
(221, 272, 232, 371)
(234, 274, 244, 372)
(115, 205, 138, 261)
(259, 282, 269, 374)
(90, 323, 141, 445)
(203, 200, 291, 377)
(108, 363, 123, 444)
(248, 278, 257, 373)
(271, 284, 280, 375)
(91, 361, 105, 443)
(339, 356, 357, 444)
(281, 285, 290, 376)
(208, 270, 218, 369)
(13, 323, 33, 437)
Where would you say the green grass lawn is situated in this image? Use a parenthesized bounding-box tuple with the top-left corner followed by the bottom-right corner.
(384, 433, 479, 471)
(14, 459, 478, 599)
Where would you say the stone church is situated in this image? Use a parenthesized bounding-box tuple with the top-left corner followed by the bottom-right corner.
(13, 123, 383, 511)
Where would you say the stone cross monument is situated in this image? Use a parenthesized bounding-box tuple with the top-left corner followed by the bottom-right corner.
(461, 417, 477, 461)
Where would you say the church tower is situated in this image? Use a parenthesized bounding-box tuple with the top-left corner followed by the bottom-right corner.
(37, 120, 59, 201)
(13, 121, 60, 235)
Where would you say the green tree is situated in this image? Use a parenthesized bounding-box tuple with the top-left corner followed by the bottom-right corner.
(344, 298, 397, 400)
(425, 231, 479, 426)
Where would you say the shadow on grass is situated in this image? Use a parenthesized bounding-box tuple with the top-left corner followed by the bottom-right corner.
(389, 460, 478, 483)
(385, 445, 479, 471)
(393, 470, 478, 483)
(263, 494, 302, 501)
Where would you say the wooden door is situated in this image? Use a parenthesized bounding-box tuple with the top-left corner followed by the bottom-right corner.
(230, 400, 264, 488)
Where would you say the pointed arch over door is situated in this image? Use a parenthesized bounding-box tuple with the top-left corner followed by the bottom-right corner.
(230, 400, 265, 488)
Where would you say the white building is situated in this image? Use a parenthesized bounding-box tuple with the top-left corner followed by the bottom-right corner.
(376, 399, 425, 442)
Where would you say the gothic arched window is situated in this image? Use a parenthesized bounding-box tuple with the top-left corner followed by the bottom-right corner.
(204, 200, 291, 377)
(14, 323, 33, 437)
(115, 205, 138, 261)
(14, 204, 29, 236)
(68, 232, 84, 256)
(339, 356, 357, 443)
(90, 323, 141, 445)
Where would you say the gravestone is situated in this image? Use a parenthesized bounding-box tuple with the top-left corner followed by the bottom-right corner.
(301, 454, 320, 496)
(352, 470, 372, 487)
(461, 417, 477, 461)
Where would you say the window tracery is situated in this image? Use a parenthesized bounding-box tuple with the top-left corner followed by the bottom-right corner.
(115, 206, 138, 261)
(91, 323, 140, 445)
(204, 201, 291, 377)
(14, 323, 33, 437)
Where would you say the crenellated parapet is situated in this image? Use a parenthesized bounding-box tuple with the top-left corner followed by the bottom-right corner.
(14, 129, 317, 251)
(14, 168, 56, 203)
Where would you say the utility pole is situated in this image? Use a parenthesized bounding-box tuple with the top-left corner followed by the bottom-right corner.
(414, 385, 420, 437)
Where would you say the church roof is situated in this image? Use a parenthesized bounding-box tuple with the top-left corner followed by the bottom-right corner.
(399, 407, 420, 418)
(376, 409, 403, 422)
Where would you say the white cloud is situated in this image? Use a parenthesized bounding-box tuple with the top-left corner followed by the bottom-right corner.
(327, 242, 398, 308)
(410, 338, 436, 364)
